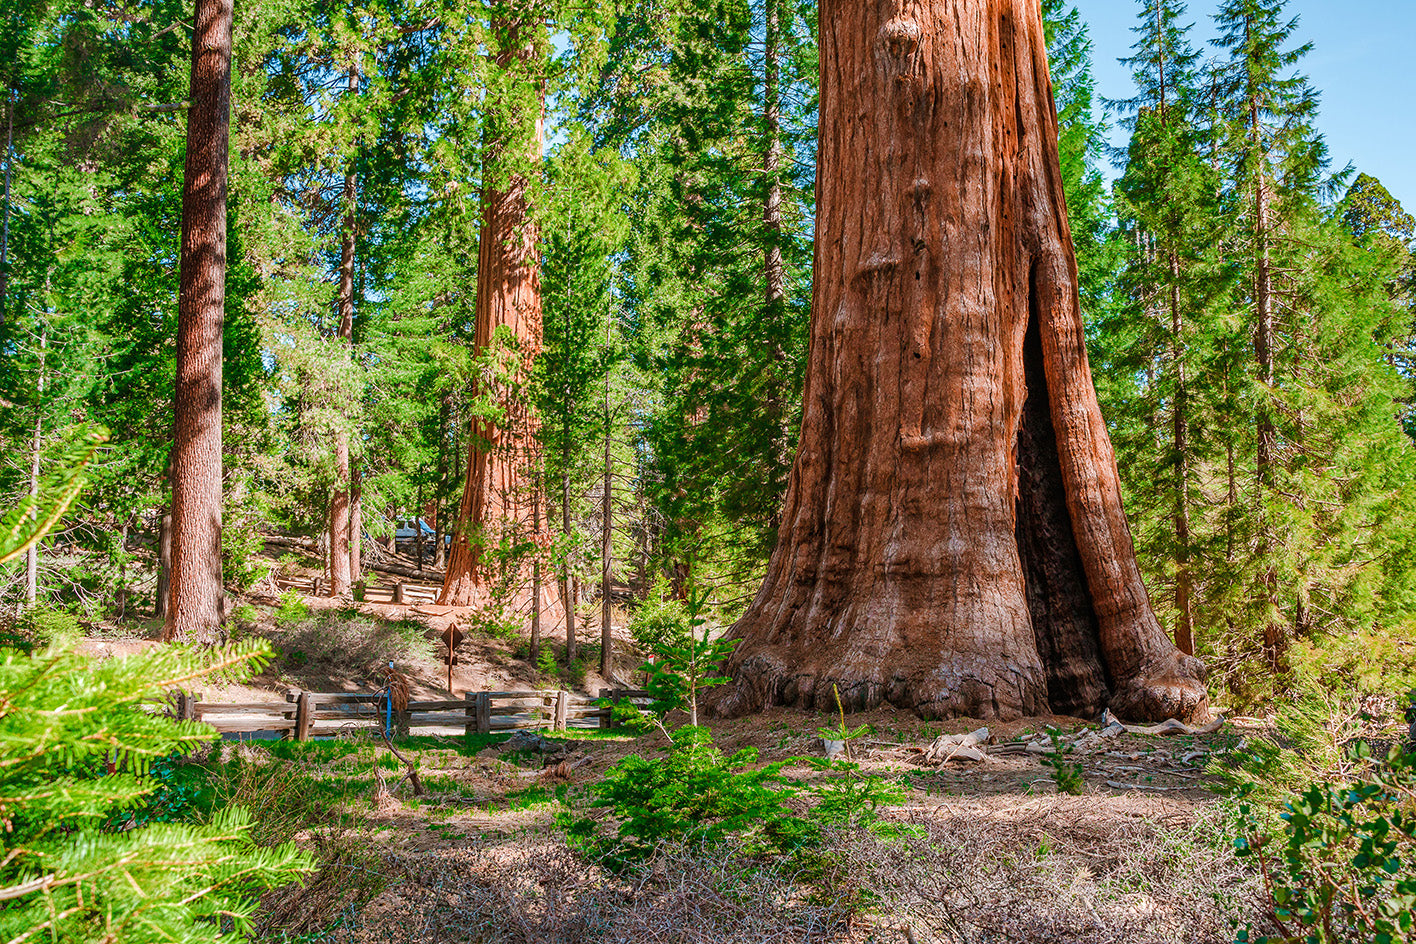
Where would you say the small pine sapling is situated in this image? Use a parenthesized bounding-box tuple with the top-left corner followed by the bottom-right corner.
(1043, 726, 1086, 795)
(639, 581, 737, 728)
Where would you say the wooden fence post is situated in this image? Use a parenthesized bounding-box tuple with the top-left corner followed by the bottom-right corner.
(184, 691, 201, 723)
(464, 691, 477, 737)
(599, 688, 614, 730)
(296, 691, 313, 742)
(281, 689, 298, 741)
(476, 692, 491, 734)
(393, 582, 406, 604)
(554, 691, 569, 732)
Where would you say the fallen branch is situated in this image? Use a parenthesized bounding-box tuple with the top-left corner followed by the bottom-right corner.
(1104, 780, 1190, 792)
(1102, 709, 1226, 736)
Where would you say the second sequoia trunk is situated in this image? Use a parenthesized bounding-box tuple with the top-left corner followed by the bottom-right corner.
(716, 0, 1208, 723)
(439, 16, 553, 619)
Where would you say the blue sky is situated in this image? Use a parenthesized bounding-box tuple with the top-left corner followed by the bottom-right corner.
(1071, 0, 1416, 211)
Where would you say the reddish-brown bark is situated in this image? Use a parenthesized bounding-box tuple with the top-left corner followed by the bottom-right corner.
(715, 0, 1209, 723)
(439, 22, 555, 626)
(329, 85, 357, 599)
(163, 0, 232, 643)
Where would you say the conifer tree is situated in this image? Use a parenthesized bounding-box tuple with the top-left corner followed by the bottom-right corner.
(607, 0, 816, 602)
(166, 0, 234, 643)
(1108, 0, 1233, 656)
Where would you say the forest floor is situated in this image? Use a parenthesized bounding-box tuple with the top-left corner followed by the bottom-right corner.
(76, 547, 1269, 942)
(220, 705, 1262, 943)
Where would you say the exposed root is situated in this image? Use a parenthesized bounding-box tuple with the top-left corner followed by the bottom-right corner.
(1109, 651, 1211, 725)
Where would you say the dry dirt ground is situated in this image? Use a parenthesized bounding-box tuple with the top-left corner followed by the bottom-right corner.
(80, 570, 1267, 943)
(233, 704, 1264, 943)
(240, 707, 1263, 944)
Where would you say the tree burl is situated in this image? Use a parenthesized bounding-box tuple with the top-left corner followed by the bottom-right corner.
(715, 0, 1210, 723)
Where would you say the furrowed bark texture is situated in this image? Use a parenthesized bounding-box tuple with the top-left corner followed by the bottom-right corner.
(329, 86, 357, 600)
(164, 0, 232, 643)
(439, 21, 557, 629)
(717, 0, 1208, 724)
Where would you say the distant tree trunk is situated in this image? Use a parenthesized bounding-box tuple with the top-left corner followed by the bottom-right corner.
(432, 396, 450, 570)
(1252, 151, 1283, 674)
(761, 0, 792, 473)
(1170, 258, 1194, 656)
(439, 18, 545, 609)
(0, 94, 12, 321)
(350, 459, 362, 585)
(531, 478, 542, 660)
(163, 0, 232, 643)
(414, 480, 425, 572)
(155, 509, 172, 619)
(328, 66, 358, 599)
(762, 0, 786, 312)
(600, 345, 613, 678)
(716, 0, 1209, 723)
(24, 323, 45, 608)
(563, 465, 576, 664)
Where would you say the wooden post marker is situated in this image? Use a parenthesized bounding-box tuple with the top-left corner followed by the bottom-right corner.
(475, 692, 491, 734)
(393, 582, 406, 604)
(554, 691, 569, 732)
(295, 691, 313, 742)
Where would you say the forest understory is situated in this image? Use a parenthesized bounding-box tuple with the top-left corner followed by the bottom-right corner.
(52, 542, 1403, 944)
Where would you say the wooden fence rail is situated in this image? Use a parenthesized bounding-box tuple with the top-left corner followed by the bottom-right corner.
(173, 688, 651, 741)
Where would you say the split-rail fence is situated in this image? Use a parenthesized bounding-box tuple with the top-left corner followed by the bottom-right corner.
(171, 688, 650, 740)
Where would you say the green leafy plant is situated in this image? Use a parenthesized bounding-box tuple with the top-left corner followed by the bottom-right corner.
(537, 645, 559, 678)
(1234, 747, 1416, 944)
(274, 589, 311, 626)
(625, 576, 691, 649)
(816, 684, 872, 761)
(1043, 726, 1085, 795)
(560, 725, 804, 868)
(639, 582, 737, 727)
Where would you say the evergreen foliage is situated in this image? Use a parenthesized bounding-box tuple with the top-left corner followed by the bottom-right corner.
(0, 0, 1414, 715)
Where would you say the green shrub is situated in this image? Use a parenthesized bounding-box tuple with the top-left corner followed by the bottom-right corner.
(0, 641, 312, 943)
(636, 583, 736, 727)
(1235, 747, 1416, 944)
(223, 521, 273, 592)
(1043, 726, 1085, 795)
(537, 645, 559, 677)
(16, 604, 83, 649)
(626, 577, 691, 650)
(274, 589, 310, 626)
(561, 725, 804, 868)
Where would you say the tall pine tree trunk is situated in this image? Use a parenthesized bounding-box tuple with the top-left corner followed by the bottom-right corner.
(1170, 258, 1194, 656)
(762, 0, 791, 472)
(328, 65, 357, 599)
(1250, 97, 1283, 674)
(0, 96, 12, 320)
(24, 323, 45, 608)
(163, 0, 232, 643)
(439, 18, 546, 610)
(562, 461, 576, 664)
(600, 340, 613, 678)
(350, 459, 362, 585)
(716, 0, 1208, 723)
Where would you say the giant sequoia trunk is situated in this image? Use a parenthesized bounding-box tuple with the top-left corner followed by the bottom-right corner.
(439, 20, 554, 622)
(163, 0, 232, 643)
(716, 0, 1209, 723)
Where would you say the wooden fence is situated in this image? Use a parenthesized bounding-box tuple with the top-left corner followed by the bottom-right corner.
(173, 688, 650, 741)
